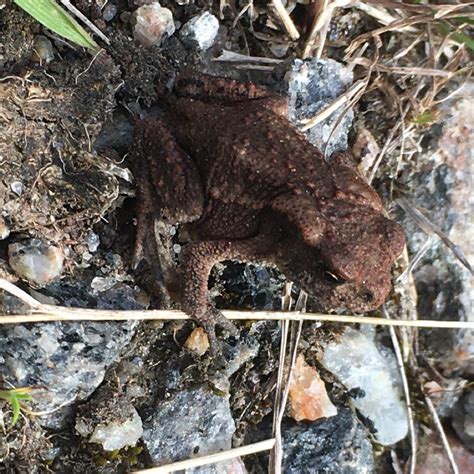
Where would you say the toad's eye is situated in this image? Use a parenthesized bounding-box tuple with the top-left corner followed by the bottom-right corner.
(323, 270, 345, 285)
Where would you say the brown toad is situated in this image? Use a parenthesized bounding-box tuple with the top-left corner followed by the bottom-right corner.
(130, 73, 405, 347)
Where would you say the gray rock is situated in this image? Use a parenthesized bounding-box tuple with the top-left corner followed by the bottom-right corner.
(452, 390, 474, 451)
(143, 386, 235, 465)
(0, 281, 142, 428)
(283, 408, 375, 473)
(398, 83, 473, 374)
(180, 12, 219, 51)
(285, 58, 354, 157)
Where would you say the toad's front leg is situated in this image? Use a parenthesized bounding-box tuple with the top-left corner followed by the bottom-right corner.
(178, 236, 271, 352)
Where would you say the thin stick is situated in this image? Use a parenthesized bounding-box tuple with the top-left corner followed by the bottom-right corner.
(424, 396, 459, 474)
(383, 307, 417, 474)
(270, 283, 293, 474)
(131, 439, 276, 474)
(271, 0, 300, 40)
(1, 280, 473, 329)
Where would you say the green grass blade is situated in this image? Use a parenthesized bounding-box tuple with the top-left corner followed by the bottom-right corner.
(14, 0, 99, 52)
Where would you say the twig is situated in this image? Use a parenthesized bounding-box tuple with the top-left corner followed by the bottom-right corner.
(131, 439, 276, 473)
(424, 396, 459, 474)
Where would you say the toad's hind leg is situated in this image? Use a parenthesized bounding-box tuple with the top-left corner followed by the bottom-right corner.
(130, 117, 205, 280)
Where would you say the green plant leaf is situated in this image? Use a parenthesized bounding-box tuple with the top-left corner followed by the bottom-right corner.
(436, 21, 474, 52)
(14, 0, 99, 52)
(0, 387, 34, 427)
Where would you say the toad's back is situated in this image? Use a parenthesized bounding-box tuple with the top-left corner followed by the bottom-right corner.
(165, 98, 336, 208)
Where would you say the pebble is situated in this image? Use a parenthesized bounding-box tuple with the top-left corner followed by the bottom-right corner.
(179, 12, 219, 51)
(285, 58, 354, 157)
(184, 327, 210, 356)
(283, 408, 374, 472)
(78, 406, 143, 451)
(143, 386, 235, 465)
(102, 2, 118, 22)
(322, 326, 409, 445)
(8, 239, 64, 286)
(32, 35, 55, 64)
(133, 2, 175, 47)
(289, 354, 337, 422)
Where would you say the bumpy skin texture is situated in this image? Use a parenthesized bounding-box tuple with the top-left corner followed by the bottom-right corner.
(130, 73, 405, 347)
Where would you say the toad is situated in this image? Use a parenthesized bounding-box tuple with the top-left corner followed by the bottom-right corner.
(130, 73, 405, 348)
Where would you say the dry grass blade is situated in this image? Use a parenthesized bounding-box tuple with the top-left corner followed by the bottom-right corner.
(383, 307, 417, 474)
(271, 0, 300, 40)
(299, 79, 367, 132)
(58, 0, 110, 45)
(131, 439, 276, 473)
(1, 278, 473, 329)
(214, 50, 282, 64)
(396, 198, 473, 274)
(424, 396, 459, 474)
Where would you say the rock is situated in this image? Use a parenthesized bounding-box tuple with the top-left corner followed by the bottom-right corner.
(0, 280, 142, 428)
(187, 458, 248, 474)
(143, 386, 235, 465)
(415, 432, 474, 474)
(285, 58, 354, 157)
(32, 35, 54, 64)
(102, 2, 118, 22)
(184, 327, 210, 356)
(133, 2, 175, 47)
(75, 386, 143, 451)
(180, 12, 219, 51)
(283, 408, 375, 472)
(322, 326, 409, 445)
(398, 83, 473, 376)
(288, 354, 337, 422)
(0, 216, 10, 240)
(8, 239, 64, 286)
(452, 389, 474, 451)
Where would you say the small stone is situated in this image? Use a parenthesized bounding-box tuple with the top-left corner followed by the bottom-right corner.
(143, 386, 235, 465)
(179, 12, 219, 51)
(75, 385, 143, 451)
(283, 408, 374, 472)
(102, 2, 118, 22)
(10, 181, 23, 196)
(8, 239, 64, 286)
(86, 232, 100, 253)
(88, 406, 143, 451)
(133, 2, 175, 47)
(285, 58, 354, 156)
(452, 390, 474, 451)
(184, 327, 210, 356)
(0, 216, 10, 240)
(289, 354, 337, 422)
(322, 327, 409, 445)
(32, 35, 54, 64)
